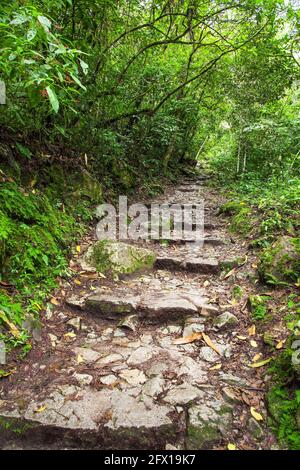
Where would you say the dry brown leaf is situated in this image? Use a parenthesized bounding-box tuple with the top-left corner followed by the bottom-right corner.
(202, 332, 221, 355)
(173, 332, 202, 345)
(50, 297, 59, 306)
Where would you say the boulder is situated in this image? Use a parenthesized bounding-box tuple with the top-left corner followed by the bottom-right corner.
(259, 236, 300, 284)
(82, 240, 156, 278)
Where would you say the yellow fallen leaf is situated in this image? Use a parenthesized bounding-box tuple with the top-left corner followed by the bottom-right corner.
(35, 405, 47, 413)
(276, 340, 285, 350)
(250, 407, 264, 421)
(253, 353, 262, 362)
(209, 363, 222, 370)
(98, 272, 107, 279)
(50, 297, 59, 306)
(250, 340, 258, 348)
(237, 335, 247, 340)
(249, 357, 272, 368)
(64, 332, 76, 339)
(76, 245, 81, 253)
(74, 279, 82, 285)
(202, 332, 221, 355)
(248, 324, 256, 336)
(173, 332, 202, 345)
(227, 443, 237, 450)
(77, 354, 84, 364)
(0, 310, 20, 339)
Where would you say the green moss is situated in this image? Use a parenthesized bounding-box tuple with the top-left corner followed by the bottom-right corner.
(218, 200, 247, 216)
(232, 285, 243, 300)
(86, 240, 156, 277)
(259, 236, 300, 285)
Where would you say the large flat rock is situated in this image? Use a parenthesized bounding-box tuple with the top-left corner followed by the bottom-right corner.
(82, 289, 212, 323)
(0, 387, 181, 449)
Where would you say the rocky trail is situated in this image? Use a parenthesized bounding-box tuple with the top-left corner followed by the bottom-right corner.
(0, 177, 279, 450)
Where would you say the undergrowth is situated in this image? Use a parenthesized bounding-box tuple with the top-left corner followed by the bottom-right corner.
(0, 180, 91, 356)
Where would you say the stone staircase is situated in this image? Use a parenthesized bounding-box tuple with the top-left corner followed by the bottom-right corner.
(0, 175, 272, 450)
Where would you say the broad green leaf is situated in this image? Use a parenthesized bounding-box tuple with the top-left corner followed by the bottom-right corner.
(70, 73, 86, 90)
(37, 15, 52, 31)
(46, 86, 59, 113)
(79, 59, 89, 75)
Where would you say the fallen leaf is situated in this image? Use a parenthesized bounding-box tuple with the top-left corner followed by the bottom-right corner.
(98, 272, 107, 279)
(202, 332, 221, 355)
(173, 332, 202, 345)
(50, 297, 59, 306)
(77, 354, 84, 364)
(276, 340, 285, 350)
(74, 279, 82, 285)
(203, 280, 210, 287)
(248, 324, 256, 336)
(224, 267, 237, 279)
(76, 245, 81, 253)
(64, 332, 76, 340)
(35, 405, 47, 413)
(253, 353, 262, 362)
(250, 406, 264, 421)
(0, 310, 20, 339)
(250, 340, 258, 348)
(249, 358, 272, 368)
(209, 363, 222, 370)
(227, 443, 237, 450)
(237, 335, 247, 340)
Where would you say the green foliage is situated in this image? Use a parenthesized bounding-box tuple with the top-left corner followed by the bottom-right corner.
(0, 180, 89, 351)
(249, 294, 270, 321)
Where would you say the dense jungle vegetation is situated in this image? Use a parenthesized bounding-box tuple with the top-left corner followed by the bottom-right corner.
(0, 0, 299, 449)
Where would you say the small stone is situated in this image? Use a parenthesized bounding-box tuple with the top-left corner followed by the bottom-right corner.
(119, 369, 147, 386)
(199, 346, 219, 363)
(118, 314, 139, 332)
(39, 365, 46, 370)
(114, 328, 126, 337)
(66, 295, 86, 309)
(100, 375, 117, 385)
(127, 346, 156, 366)
(96, 353, 123, 365)
(200, 305, 219, 317)
(183, 323, 205, 337)
(214, 312, 239, 329)
(49, 334, 58, 347)
(248, 417, 264, 439)
(74, 347, 101, 363)
(102, 327, 114, 337)
(140, 334, 153, 345)
(163, 383, 204, 405)
(87, 332, 97, 339)
(73, 373, 93, 386)
(67, 317, 81, 330)
(143, 376, 165, 397)
(219, 372, 248, 387)
(147, 362, 169, 376)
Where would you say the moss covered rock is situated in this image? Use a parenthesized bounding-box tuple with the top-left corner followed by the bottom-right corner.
(187, 400, 233, 449)
(259, 236, 300, 284)
(82, 240, 156, 278)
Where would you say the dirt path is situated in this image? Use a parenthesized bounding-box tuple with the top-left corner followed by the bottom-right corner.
(0, 176, 278, 450)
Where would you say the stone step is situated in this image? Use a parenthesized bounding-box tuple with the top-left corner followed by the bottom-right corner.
(67, 290, 219, 323)
(155, 256, 220, 274)
(153, 237, 226, 246)
(0, 388, 184, 450)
